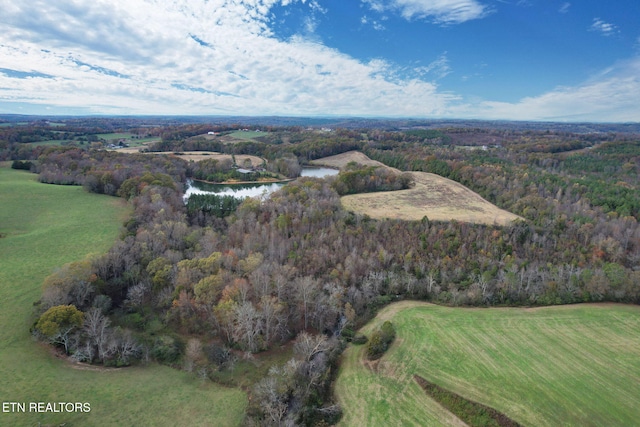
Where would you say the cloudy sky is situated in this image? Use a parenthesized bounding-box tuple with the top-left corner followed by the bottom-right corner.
(1, 0, 639, 121)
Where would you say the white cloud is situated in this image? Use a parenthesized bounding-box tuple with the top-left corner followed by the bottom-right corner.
(558, 2, 570, 14)
(414, 53, 451, 80)
(361, 0, 490, 24)
(361, 15, 386, 31)
(590, 18, 618, 37)
(0, 0, 637, 122)
(0, 0, 457, 116)
(458, 58, 640, 122)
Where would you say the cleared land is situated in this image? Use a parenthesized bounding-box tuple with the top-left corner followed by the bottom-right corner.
(335, 301, 640, 427)
(116, 149, 265, 167)
(97, 132, 160, 144)
(224, 130, 267, 141)
(312, 151, 521, 225)
(310, 150, 398, 171)
(0, 165, 246, 426)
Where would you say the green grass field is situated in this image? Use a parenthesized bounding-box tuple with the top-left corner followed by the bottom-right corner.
(226, 130, 267, 140)
(0, 164, 246, 426)
(335, 301, 640, 427)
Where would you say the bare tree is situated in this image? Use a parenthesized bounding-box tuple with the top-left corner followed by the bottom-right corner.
(295, 276, 319, 330)
(83, 307, 111, 362)
(293, 332, 330, 362)
(254, 376, 288, 426)
(259, 296, 284, 346)
(233, 302, 262, 352)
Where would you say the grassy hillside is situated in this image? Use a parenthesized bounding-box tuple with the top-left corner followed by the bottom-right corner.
(0, 165, 246, 426)
(335, 301, 640, 427)
(311, 151, 521, 225)
(310, 150, 396, 171)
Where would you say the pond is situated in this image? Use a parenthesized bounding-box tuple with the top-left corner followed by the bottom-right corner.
(184, 166, 339, 200)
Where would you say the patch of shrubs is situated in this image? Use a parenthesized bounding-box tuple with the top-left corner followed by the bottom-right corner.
(11, 160, 34, 170)
(414, 375, 523, 427)
(352, 333, 368, 345)
(341, 328, 368, 345)
(204, 342, 234, 369)
(151, 335, 184, 365)
(366, 321, 395, 360)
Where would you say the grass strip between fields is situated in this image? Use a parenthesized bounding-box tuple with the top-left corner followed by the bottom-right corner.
(414, 374, 522, 427)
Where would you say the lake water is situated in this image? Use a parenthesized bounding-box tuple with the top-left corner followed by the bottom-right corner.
(184, 166, 338, 200)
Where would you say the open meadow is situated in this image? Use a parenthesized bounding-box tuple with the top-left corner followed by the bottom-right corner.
(114, 149, 265, 167)
(310, 150, 398, 171)
(0, 164, 246, 426)
(341, 171, 521, 225)
(96, 132, 161, 145)
(335, 301, 640, 427)
(312, 151, 521, 225)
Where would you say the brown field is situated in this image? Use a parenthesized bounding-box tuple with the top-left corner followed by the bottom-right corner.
(342, 171, 521, 225)
(310, 150, 400, 172)
(312, 151, 521, 226)
(115, 149, 264, 166)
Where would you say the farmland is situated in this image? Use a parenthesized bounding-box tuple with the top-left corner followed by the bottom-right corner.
(225, 130, 268, 140)
(0, 165, 246, 427)
(335, 301, 640, 427)
(310, 150, 395, 170)
(313, 151, 521, 225)
(115, 149, 265, 166)
(341, 171, 522, 225)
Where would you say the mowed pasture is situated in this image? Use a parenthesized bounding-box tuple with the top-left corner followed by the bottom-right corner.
(224, 130, 267, 141)
(335, 301, 640, 427)
(312, 151, 521, 225)
(0, 165, 246, 426)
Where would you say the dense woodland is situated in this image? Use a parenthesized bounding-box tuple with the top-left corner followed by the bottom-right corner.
(2, 118, 639, 426)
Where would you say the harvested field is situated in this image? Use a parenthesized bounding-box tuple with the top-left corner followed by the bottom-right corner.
(341, 171, 521, 225)
(115, 149, 264, 166)
(310, 150, 399, 171)
(312, 151, 520, 225)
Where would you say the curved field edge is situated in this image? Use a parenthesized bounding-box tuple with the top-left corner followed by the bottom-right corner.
(0, 165, 246, 427)
(335, 301, 640, 427)
(310, 151, 521, 225)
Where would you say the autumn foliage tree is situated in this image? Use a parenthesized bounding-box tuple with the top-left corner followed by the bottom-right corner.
(34, 305, 84, 354)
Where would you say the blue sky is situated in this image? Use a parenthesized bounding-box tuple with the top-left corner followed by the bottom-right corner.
(0, 0, 639, 121)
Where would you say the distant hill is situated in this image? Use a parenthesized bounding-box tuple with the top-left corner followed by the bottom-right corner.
(2, 114, 639, 133)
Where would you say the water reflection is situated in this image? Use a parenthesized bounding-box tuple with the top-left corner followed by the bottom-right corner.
(184, 181, 286, 200)
(300, 167, 339, 178)
(184, 167, 339, 200)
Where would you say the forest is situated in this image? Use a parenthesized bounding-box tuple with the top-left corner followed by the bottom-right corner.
(1, 118, 639, 426)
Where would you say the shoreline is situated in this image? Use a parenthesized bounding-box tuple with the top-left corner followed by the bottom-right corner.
(192, 177, 294, 185)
